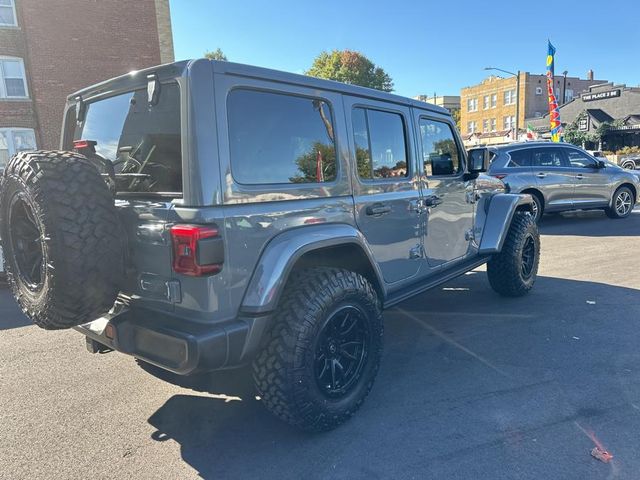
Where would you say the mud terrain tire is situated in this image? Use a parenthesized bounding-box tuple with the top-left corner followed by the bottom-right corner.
(253, 267, 383, 432)
(0, 150, 124, 329)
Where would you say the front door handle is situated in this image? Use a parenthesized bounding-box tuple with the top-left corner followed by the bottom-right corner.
(536, 172, 547, 179)
(366, 203, 392, 216)
(424, 195, 443, 207)
(575, 174, 584, 180)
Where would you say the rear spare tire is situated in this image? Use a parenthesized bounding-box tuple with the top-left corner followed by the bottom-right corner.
(0, 150, 124, 329)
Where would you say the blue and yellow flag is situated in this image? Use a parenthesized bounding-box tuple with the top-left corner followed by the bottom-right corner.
(546, 41, 563, 142)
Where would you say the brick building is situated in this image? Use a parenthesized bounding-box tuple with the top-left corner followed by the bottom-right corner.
(460, 71, 606, 146)
(0, 0, 174, 168)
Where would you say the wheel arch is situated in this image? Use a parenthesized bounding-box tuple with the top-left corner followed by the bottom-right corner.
(520, 187, 544, 209)
(478, 193, 535, 254)
(240, 224, 385, 315)
(616, 182, 637, 203)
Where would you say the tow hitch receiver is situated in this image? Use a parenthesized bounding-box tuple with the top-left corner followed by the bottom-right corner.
(85, 337, 113, 354)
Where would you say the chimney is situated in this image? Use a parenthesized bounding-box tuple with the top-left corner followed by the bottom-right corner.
(587, 69, 594, 81)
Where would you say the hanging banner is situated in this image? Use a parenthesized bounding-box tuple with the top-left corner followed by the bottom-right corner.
(546, 42, 563, 142)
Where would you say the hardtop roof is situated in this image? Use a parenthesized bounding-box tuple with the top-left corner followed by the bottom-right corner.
(68, 59, 449, 116)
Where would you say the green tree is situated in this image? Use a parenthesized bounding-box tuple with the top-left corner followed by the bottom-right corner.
(204, 48, 228, 61)
(306, 50, 393, 92)
(290, 142, 337, 183)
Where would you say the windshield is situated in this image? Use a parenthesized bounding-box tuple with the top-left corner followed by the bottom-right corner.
(73, 82, 182, 195)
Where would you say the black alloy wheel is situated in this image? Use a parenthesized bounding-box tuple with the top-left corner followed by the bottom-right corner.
(8, 193, 45, 291)
(520, 234, 536, 280)
(315, 305, 370, 398)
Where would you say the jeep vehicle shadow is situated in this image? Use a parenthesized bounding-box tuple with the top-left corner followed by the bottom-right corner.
(145, 272, 640, 479)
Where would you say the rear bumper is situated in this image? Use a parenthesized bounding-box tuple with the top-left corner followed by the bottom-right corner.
(74, 308, 271, 375)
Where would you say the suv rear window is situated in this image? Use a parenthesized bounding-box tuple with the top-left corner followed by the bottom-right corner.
(227, 89, 337, 185)
(73, 82, 182, 195)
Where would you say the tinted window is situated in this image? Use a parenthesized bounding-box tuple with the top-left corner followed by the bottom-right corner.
(75, 83, 182, 194)
(507, 149, 531, 167)
(420, 118, 461, 176)
(566, 149, 598, 168)
(353, 108, 408, 180)
(531, 148, 568, 168)
(228, 89, 336, 184)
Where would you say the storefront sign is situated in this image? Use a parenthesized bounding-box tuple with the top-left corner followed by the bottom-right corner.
(582, 89, 621, 102)
(578, 116, 590, 131)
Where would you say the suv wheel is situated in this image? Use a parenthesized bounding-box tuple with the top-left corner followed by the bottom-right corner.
(605, 186, 634, 219)
(487, 212, 540, 297)
(528, 192, 543, 223)
(253, 267, 383, 431)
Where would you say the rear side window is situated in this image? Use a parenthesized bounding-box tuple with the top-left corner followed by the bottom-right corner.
(507, 149, 532, 167)
(75, 82, 182, 194)
(227, 89, 336, 185)
(419, 118, 462, 176)
(352, 107, 408, 180)
(566, 149, 598, 168)
(531, 148, 568, 168)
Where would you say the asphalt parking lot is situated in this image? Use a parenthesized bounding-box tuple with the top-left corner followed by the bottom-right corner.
(1, 208, 639, 480)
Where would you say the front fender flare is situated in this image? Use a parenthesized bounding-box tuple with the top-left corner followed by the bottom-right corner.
(478, 193, 533, 254)
(240, 224, 385, 314)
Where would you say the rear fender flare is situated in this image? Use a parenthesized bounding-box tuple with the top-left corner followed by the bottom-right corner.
(240, 224, 385, 314)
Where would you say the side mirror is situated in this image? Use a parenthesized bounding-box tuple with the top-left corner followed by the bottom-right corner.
(467, 148, 490, 173)
(597, 160, 606, 169)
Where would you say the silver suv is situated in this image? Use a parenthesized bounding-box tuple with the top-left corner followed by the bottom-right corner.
(486, 142, 640, 221)
(0, 60, 539, 431)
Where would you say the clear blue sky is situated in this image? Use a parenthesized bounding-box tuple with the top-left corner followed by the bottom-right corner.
(169, 0, 640, 98)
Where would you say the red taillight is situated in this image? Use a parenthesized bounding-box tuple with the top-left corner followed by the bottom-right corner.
(493, 174, 508, 180)
(73, 139, 97, 155)
(170, 225, 223, 276)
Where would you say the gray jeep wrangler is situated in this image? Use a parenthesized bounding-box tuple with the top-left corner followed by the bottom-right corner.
(0, 60, 539, 431)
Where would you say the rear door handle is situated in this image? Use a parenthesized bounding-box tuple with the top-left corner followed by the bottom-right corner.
(366, 203, 392, 216)
(536, 172, 547, 179)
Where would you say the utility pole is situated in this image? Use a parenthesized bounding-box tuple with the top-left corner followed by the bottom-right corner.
(562, 70, 568, 104)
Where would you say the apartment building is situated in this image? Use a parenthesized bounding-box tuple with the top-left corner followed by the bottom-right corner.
(460, 71, 606, 144)
(0, 0, 174, 168)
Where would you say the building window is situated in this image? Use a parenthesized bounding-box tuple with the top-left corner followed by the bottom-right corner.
(228, 89, 337, 184)
(467, 121, 477, 134)
(564, 89, 574, 102)
(536, 87, 543, 95)
(482, 119, 489, 133)
(0, 128, 36, 169)
(0, 57, 28, 98)
(0, 0, 17, 27)
(491, 94, 497, 108)
(503, 89, 516, 105)
(490, 118, 497, 132)
(467, 98, 478, 112)
(503, 116, 516, 130)
(483, 95, 489, 110)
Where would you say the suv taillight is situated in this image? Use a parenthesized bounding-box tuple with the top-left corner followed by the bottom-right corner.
(170, 225, 223, 276)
